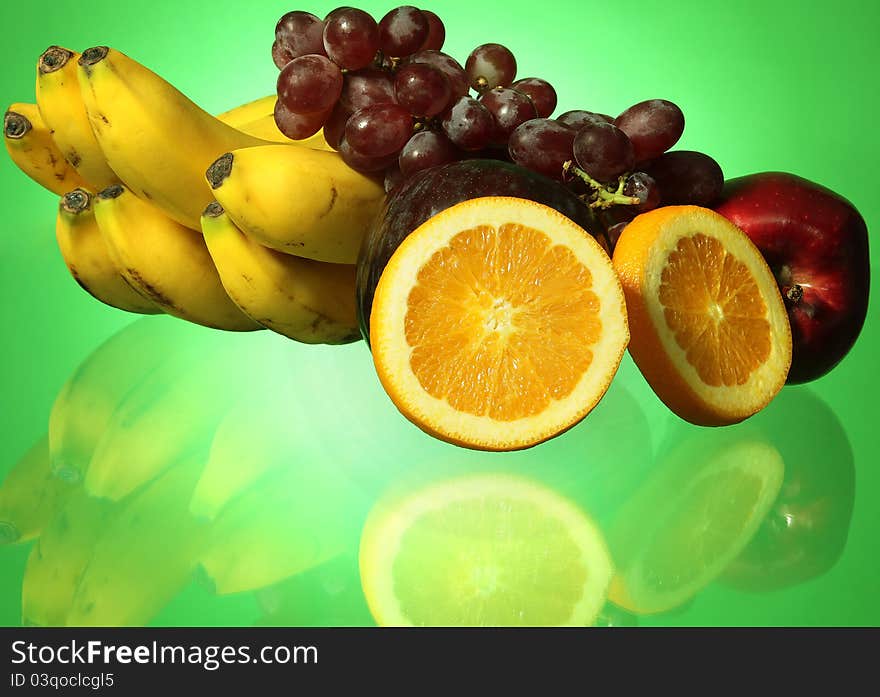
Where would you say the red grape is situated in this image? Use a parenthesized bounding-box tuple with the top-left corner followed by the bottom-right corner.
(573, 122, 635, 182)
(273, 100, 329, 140)
(323, 7, 379, 70)
(623, 171, 661, 212)
(615, 99, 684, 162)
(345, 103, 413, 158)
(419, 10, 445, 51)
(394, 63, 450, 117)
(399, 130, 460, 177)
(510, 78, 557, 118)
(480, 87, 537, 144)
(324, 103, 352, 149)
(508, 118, 575, 180)
(338, 137, 399, 172)
(339, 68, 395, 112)
(274, 11, 326, 68)
(641, 150, 723, 206)
(378, 6, 428, 58)
(407, 50, 469, 107)
(557, 110, 613, 129)
(441, 96, 494, 151)
(465, 43, 516, 91)
(277, 54, 343, 114)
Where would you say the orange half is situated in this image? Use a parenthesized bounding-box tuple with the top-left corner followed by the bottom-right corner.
(370, 196, 629, 450)
(612, 205, 791, 425)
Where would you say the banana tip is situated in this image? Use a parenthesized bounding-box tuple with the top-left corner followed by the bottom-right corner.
(3, 110, 31, 139)
(206, 153, 234, 190)
(79, 46, 109, 68)
(38, 45, 74, 74)
(203, 201, 224, 218)
(97, 184, 124, 200)
(61, 188, 93, 215)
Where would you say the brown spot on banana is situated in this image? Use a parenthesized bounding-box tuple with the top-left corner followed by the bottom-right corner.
(318, 184, 338, 219)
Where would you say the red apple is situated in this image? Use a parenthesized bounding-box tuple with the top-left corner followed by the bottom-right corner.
(714, 172, 870, 383)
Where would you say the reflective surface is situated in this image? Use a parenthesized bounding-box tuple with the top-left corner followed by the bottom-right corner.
(1, 0, 878, 626)
(0, 316, 869, 626)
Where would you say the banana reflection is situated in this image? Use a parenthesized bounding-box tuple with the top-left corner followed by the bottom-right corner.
(8, 316, 369, 625)
(720, 387, 855, 592)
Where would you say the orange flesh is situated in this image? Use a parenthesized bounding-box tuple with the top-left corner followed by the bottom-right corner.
(404, 222, 602, 421)
(658, 234, 770, 387)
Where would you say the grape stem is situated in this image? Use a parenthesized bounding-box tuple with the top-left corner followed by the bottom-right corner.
(563, 161, 640, 209)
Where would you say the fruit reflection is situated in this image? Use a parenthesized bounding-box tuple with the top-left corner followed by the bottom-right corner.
(359, 474, 613, 626)
(720, 387, 855, 592)
(607, 427, 785, 615)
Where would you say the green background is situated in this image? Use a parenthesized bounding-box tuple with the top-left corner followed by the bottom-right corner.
(0, 0, 877, 626)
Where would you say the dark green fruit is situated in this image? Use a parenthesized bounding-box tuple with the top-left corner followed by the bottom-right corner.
(356, 159, 600, 343)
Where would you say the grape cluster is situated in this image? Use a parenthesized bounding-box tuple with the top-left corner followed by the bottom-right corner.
(272, 6, 724, 243)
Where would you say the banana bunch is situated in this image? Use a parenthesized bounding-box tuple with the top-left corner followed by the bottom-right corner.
(5, 43, 385, 343)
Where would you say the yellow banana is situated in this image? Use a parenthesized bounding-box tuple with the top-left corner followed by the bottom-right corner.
(4, 103, 89, 195)
(216, 94, 276, 127)
(56, 188, 161, 314)
(22, 490, 120, 626)
(35, 46, 117, 189)
(207, 144, 385, 264)
(201, 203, 360, 344)
(83, 333, 243, 501)
(93, 184, 261, 331)
(77, 46, 269, 230)
(48, 317, 198, 483)
(0, 436, 77, 545)
(67, 453, 207, 626)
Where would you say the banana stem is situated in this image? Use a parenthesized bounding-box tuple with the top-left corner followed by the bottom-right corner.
(38, 46, 74, 74)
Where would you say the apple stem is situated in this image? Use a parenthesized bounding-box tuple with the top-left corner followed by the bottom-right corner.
(783, 284, 804, 305)
(563, 161, 640, 209)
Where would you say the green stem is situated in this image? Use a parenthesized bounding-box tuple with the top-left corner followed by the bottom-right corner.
(563, 161, 640, 209)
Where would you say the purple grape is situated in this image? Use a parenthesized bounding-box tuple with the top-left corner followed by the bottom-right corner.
(345, 103, 413, 158)
(394, 63, 450, 117)
(510, 78, 557, 118)
(338, 137, 399, 172)
(277, 54, 343, 114)
(378, 6, 428, 58)
(274, 11, 325, 68)
(407, 50, 469, 107)
(573, 122, 635, 182)
(398, 130, 460, 177)
(324, 103, 352, 149)
(641, 150, 724, 206)
(419, 10, 445, 51)
(623, 171, 661, 212)
(440, 96, 494, 151)
(465, 43, 516, 91)
(557, 110, 613, 129)
(479, 87, 537, 145)
(384, 163, 406, 193)
(508, 118, 575, 180)
(273, 100, 329, 140)
(323, 7, 379, 70)
(339, 68, 395, 112)
(615, 99, 685, 162)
